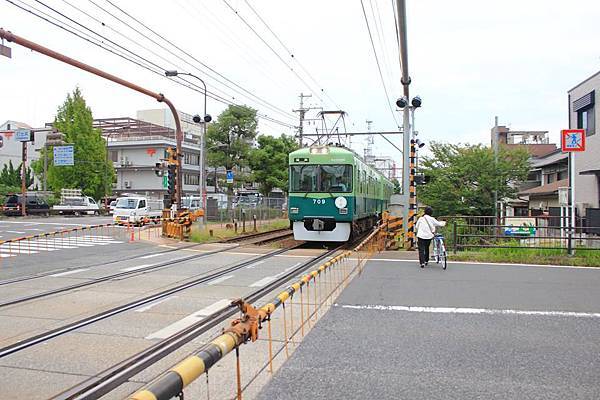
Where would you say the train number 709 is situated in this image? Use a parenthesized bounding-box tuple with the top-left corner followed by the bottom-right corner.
(312, 199, 326, 205)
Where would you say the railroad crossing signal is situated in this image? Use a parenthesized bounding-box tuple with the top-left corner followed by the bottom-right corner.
(46, 129, 66, 146)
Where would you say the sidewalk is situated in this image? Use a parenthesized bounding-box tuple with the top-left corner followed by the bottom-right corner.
(255, 257, 600, 400)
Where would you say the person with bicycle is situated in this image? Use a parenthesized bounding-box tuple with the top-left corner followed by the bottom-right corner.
(415, 206, 446, 268)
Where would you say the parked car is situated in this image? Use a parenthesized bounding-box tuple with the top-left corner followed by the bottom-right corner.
(113, 196, 163, 225)
(2, 194, 50, 216)
(53, 196, 99, 215)
(109, 200, 117, 215)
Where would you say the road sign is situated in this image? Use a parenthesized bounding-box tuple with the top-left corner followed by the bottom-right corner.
(226, 170, 234, 184)
(15, 129, 31, 142)
(53, 145, 74, 166)
(163, 175, 168, 188)
(561, 129, 585, 152)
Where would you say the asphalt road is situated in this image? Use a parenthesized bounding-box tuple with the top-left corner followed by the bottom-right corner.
(257, 256, 600, 400)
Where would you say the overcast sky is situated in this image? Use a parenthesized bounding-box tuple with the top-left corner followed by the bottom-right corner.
(2, 0, 599, 167)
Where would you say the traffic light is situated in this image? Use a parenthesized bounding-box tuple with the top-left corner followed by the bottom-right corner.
(165, 147, 178, 204)
(415, 173, 430, 185)
(154, 162, 165, 177)
(167, 163, 176, 199)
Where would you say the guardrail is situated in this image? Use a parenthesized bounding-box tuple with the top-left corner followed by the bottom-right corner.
(128, 226, 386, 400)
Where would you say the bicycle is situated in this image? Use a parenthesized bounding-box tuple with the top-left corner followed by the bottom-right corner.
(432, 233, 447, 270)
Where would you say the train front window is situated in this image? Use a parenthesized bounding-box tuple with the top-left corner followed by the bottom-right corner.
(290, 165, 352, 192)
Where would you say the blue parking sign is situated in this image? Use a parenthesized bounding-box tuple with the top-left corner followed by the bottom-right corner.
(226, 170, 234, 184)
(54, 145, 74, 166)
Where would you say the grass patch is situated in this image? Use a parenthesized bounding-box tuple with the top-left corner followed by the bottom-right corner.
(190, 219, 290, 244)
(450, 246, 600, 267)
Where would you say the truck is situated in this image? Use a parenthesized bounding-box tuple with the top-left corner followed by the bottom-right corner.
(112, 196, 163, 225)
(52, 189, 100, 216)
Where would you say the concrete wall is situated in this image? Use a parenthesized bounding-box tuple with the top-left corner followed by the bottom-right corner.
(569, 72, 600, 209)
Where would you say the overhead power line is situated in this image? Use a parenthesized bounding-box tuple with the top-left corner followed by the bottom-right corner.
(4, 0, 295, 129)
(241, 0, 341, 109)
(100, 0, 296, 122)
(359, 0, 400, 128)
(220, 0, 325, 104)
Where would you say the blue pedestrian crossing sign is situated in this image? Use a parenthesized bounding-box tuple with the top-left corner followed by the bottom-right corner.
(226, 170, 234, 184)
(53, 145, 74, 166)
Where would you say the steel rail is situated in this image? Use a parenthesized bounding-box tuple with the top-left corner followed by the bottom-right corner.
(0, 244, 241, 308)
(53, 245, 342, 400)
(0, 246, 298, 358)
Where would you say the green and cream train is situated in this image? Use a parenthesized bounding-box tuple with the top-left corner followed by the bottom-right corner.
(288, 145, 394, 242)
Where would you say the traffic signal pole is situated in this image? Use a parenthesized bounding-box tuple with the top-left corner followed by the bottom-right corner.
(395, 0, 415, 249)
(0, 28, 184, 209)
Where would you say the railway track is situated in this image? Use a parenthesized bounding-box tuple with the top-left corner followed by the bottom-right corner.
(0, 245, 304, 358)
(53, 244, 342, 400)
(220, 227, 293, 244)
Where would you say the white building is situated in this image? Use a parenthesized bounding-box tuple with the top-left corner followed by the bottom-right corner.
(0, 120, 49, 188)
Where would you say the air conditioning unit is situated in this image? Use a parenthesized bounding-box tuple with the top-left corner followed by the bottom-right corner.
(124, 181, 132, 188)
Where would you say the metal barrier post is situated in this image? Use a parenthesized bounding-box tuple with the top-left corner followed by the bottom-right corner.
(253, 214, 257, 232)
(242, 210, 246, 233)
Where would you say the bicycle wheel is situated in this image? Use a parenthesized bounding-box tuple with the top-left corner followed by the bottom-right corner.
(442, 249, 447, 270)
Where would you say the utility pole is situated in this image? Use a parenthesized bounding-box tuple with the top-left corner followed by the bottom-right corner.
(21, 141, 27, 216)
(396, 0, 414, 249)
(493, 116, 499, 222)
(293, 93, 312, 147)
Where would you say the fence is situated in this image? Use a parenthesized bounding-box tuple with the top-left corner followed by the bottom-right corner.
(206, 197, 287, 231)
(128, 227, 386, 400)
(450, 216, 600, 254)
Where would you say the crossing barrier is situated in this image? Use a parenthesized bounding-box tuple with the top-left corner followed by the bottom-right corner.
(128, 226, 386, 400)
(382, 211, 404, 250)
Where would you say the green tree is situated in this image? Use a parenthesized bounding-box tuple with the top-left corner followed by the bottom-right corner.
(32, 88, 114, 199)
(206, 105, 258, 209)
(418, 142, 530, 216)
(249, 134, 298, 196)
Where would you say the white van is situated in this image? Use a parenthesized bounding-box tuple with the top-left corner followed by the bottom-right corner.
(113, 196, 163, 225)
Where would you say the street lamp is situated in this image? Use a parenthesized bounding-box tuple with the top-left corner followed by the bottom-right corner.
(164, 70, 212, 215)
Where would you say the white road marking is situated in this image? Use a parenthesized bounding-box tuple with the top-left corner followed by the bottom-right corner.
(139, 253, 163, 259)
(206, 275, 234, 285)
(24, 228, 43, 231)
(120, 264, 156, 272)
(0, 248, 39, 254)
(334, 304, 600, 319)
(146, 299, 231, 339)
(245, 260, 265, 269)
(135, 296, 177, 312)
(249, 263, 302, 287)
(6, 231, 25, 234)
(0, 253, 15, 258)
(1, 221, 85, 226)
(50, 268, 90, 277)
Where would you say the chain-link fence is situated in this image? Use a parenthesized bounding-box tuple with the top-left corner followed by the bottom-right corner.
(206, 196, 287, 230)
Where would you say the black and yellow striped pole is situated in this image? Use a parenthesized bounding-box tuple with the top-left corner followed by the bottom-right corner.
(406, 138, 417, 249)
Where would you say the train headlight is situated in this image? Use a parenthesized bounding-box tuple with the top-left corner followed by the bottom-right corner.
(334, 196, 347, 209)
(309, 146, 329, 154)
(290, 207, 299, 214)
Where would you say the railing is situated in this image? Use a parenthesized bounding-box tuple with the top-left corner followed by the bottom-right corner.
(451, 218, 600, 254)
(127, 226, 386, 400)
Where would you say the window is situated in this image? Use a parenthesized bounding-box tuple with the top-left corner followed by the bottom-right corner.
(577, 107, 595, 136)
(546, 173, 555, 184)
(557, 169, 568, 181)
(116, 198, 137, 209)
(138, 200, 146, 209)
(290, 165, 352, 192)
(184, 152, 200, 166)
(109, 150, 118, 162)
(184, 173, 200, 186)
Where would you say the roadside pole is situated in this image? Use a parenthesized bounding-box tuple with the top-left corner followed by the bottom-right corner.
(21, 141, 26, 216)
(561, 129, 586, 256)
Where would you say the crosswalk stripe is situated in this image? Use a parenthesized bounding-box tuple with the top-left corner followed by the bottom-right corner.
(50, 268, 90, 277)
(0, 235, 124, 257)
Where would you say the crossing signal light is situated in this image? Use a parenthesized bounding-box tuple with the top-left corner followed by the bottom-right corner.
(415, 173, 430, 185)
(46, 129, 66, 146)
